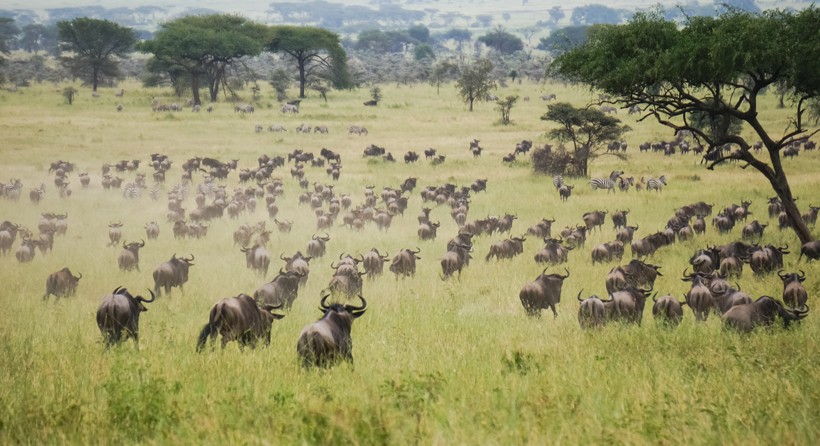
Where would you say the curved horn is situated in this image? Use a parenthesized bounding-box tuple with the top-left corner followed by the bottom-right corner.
(75, 272, 82, 280)
(339, 252, 346, 260)
(413, 247, 421, 254)
(319, 294, 331, 311)
(123, 241, 128, 249)
(562, 267, 570, 279)
(330, 261, 340, 269)
(577, 289, 584, 302)
(112, 286, 123, 295)
(139, 289, 156, 303)
(777, 270, 787, 280)
(139, 239, 145, 247)
(799, 270, 806, 280)
(346, 294, 367, 312)
(280, 253, 287, 261)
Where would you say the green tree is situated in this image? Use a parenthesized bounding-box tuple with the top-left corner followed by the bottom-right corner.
(267, 26, 351, 98)
(551, 9, 820, 243)
(20, 24, 58, 55)
(0, 17, 18, 54)
(537, 25, 595, 54)
(478, 27, 524, 55)
(138, 15, 268, 105)
(456, 58, 495, 111)
(62, 86, 78, 104)
(540, 103, 629, 177)
(413, 43, 435, 61)
(56, 18, 137, 92)
(269, 68, 291, 101)
(429, 59, 459, 94)
(496, 95, 519, 125)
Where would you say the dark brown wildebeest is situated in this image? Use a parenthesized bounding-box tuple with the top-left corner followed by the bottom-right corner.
(710, 283, 753, 315)
(527, 218, 555, 238)
(15, 238, 38, 263)
(689, 247, 721, 275)
(534, 237, 572, 264)
(96, 286, 155, 348)
(153, 254, 194, 296)
(652, 294, 685, 327)
(722, 296, 808, 332)
(196, 294, 285, 352)
(361, 248, 389, 279)
(43, 267, 82, 301)
(297, 294, 367, 368)
(750, 244, 788, 276)
(682, 270, 714, 322)
(616, 225, 639, 244)
(519, 267, 570, 318)
(282, 251, 312, 285)
(741, 220, 767, 240)
(306, 233, 330, 258)
(418, 221, 440, 241)
(778, 270, 808, 310)
(108, 222, 123, 246)
(118, 240, 145, 272)
(601, 285, 652, 325)
(577, 290, 605, 329)
(591, 241, 625, 264)
(485, 236, 526, 261)
(495, 213, 518, 234)
(254, 268, 305, 309)
(145, 221, 160, 239)
(802, 205, 819, 226)
(327, 270, 365, 298)
(390, 248, 421, 279)
(441, 243, 472, 280)
(605, 259, 662, 294)
(799, 240, 820, 262)
(719, 255, 744, 278)
(274, 219, 293, 233)
(611, 209, 629, 229)
(241, 244, 270, 276)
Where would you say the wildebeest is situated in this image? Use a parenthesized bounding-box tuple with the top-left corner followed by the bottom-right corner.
(297, 294, 367, 368)
(527, 218, 555, 238)
(582, 210, 607, 232)
(306, 233, 330, 258)
(534, 237, 572, 264)
(799, 240, 820, 262)
(0, 222, 20, 256)
(390, 248, 422, 279)
(108, 222, 123, 246)
(43, 267, 82, 301)
(404, 151, 419, 163)
(485, 236, 525, 261)
(145, 221, 159, 239)
(722, 296, 809, 332)
(241, 244, 271, 276)
(96, 287, 155, 348)
(254, 268, 305, 309)
(15, 238, 38, 263)
(118, 240, 145, 272)
(601, 285, 652, 325)
(361, 248, 389, 279)
(519, 268, 570, 318)
(652, 294, 685, 327)
(196, 294, 285, 352)
(441, 242, 472, 280)
(577, 290, 605, 329)
(611, 209, 629, 229)
(616, 225, 639, 244)
(605, 259, 662, 294)
(418, 221, 441, 241)
(282, 251, 312, 285)
(719, 255, 744, 278)
(348, 125, 368, 135)
(741, 220, 767, 240)
(779, 270, 808, 310)
(750, 244, 788, 275)
(274, 219, 293, 233)
(153, 254, 194, 296)
(591, 241, 624, 264)
(682, 270, 714, 321)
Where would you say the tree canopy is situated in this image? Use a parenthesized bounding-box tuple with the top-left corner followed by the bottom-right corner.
(551, 8, 820, 243)
(56, 18, 137, 91)
(267, 25, 351, 98)
(456, 58, 495, 112)
(477, 28, 523, 55)
(138, 14, 268, 105)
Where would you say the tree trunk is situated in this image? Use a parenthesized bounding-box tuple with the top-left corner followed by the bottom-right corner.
(92, 66, 99, 92)
(191, 74, 201, 106)
(469, 97, 474, 111)
(764, 149, 814, 244)
(298, 58, 306, 99)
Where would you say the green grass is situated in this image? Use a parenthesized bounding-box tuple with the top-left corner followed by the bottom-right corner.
(0, 80, 819, 444)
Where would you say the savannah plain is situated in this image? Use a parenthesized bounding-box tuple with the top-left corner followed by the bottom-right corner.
(0, 79, 819, 444)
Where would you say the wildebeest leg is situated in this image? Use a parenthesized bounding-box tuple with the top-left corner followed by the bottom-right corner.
(550, 305, 558, 319)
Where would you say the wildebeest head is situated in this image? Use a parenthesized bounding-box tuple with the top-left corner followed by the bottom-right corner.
(297, 294, 367, 368)
(778, 270, 808, 310)
(722, 296, 809, 332)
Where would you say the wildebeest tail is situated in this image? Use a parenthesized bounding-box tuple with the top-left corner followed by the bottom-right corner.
(196, 304, 223, 352)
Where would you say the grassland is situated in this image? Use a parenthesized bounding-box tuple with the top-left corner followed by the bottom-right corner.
(0, 80, 819, 445)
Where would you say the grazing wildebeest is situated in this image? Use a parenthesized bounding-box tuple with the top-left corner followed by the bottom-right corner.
(577, 290, 605, 329)
(254, 268, 305, 309)
(778, 270, 808, 310)
(404, 151, 419, 163)
(306, 233, 330, 258)
(43, 267, 82, 301)
(196, 294, 285, 352)
(722, 296, 809, 332)
(297, 294, 367, 368)
(519, 268, 570, 318)
(96, 287, 155, 348)
(152, 254, 194, 296)
(652, 294, 685, 327)
(390, 248, 422, 279)
(799, 240, 820, 262)
(118, 240, 145, 272)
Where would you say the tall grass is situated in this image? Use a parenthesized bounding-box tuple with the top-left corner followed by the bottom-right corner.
(0, 80, 818, 444)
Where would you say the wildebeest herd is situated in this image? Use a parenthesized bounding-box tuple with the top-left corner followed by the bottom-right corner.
(1, 132, 818, 369)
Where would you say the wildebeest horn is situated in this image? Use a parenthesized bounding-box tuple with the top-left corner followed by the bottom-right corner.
(561, 267, 570, 279)
(75, 272, 82, 280)
(280, 253, 287, 260)
(319, 294, 331, 311)
(412, 247, 421, 254)
(330, 261, 339, 269)
(278, 267, 286, 276)
(139, 239, 145, 247)
(112, 286, 123, 295)
(339, 252, 346, 260)
(577, 289, 584, 302)
(139, 290, 156, 303)
(346, 294, 367, 312)
(799, 270, 806, 280)
(777, 270, 787, 280)
(123, 241, 128, 249)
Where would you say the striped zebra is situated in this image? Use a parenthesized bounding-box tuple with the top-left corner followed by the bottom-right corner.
(3, 179, 23, 201)
(618, 176, 634, 192)
(552, 175, 564, 190)
(123, 183, 141, 199)
(589, 170, 623, 193)
(646, 175, 667, 192)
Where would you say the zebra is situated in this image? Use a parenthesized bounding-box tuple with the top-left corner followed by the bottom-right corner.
(123, 183, 141, 199)
(618, 176, 634, 192)
(646, 175, 667, 192)
(589, 171, 623, 193)
(552, 175, 564, 190)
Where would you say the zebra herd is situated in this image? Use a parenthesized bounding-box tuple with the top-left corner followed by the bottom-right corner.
(551, 171, 668, 199)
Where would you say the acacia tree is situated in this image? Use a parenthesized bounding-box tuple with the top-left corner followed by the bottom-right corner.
(551, 8, 819, 243)
(456, 58, 495, 111)
(266, 26, 351, 98)
(540, 103, 629, 176)
(138, 15, 268, 105)
(56, 18, 137, 92)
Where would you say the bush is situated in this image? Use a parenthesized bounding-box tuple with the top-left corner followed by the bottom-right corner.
(531, 145, 581, 176)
